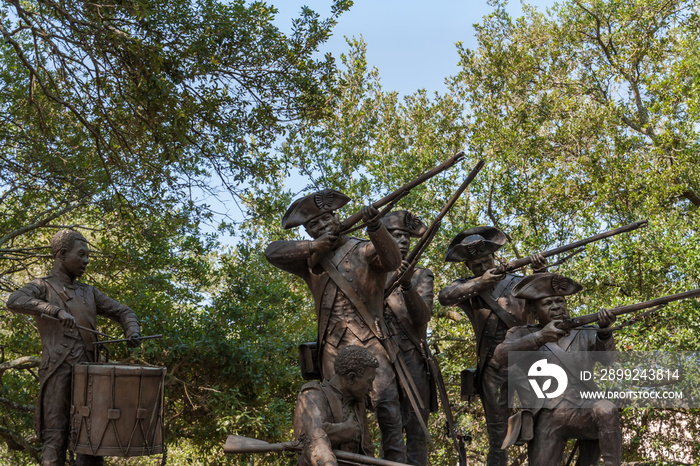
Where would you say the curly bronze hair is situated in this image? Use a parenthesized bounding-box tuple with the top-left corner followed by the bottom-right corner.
(51, 230, 88, 258)
(333, 345, 379, 377)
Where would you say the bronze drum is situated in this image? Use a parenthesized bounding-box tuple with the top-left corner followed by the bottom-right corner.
(70, 363, 166, 457)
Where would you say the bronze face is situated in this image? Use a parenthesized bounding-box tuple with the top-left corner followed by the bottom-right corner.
(533, 295, 568, 324)
(304, 212, 340, 239)
(465, 254, 495, 276)
(389, 229, 411, 259)
(60, 240, 90, 279)
(347, 367, 376, 401)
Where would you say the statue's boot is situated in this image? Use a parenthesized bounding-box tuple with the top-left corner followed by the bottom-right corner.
(486, 421, 508, 466)
(376, 400, 407, 463)
(41, 429, 67, 466)
(405, 409, 429, 465)
(598, 429, 622, 466)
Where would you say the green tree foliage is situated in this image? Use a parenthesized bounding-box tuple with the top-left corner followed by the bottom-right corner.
(0, 0, 351, 276)
(451, 0, 700, 348)
(3, 0, 700, 463)
(242, 0, 700, 462)
(449, 0, 700, 461)
(0, 0, 351, 462)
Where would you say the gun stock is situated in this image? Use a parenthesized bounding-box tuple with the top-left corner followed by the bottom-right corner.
(500, 220, 648, 273)
(224, 435, 412, 466)
(224, 434, 297, 454)
(557, 288, 700, 331)
(338, 151, 465, 233)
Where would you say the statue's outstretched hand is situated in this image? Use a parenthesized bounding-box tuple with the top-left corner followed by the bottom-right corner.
(56, 309, 76, 329)
(361, 206, 380, 230)
(126, 333, 142, 348)
(597, 309, 617, 328)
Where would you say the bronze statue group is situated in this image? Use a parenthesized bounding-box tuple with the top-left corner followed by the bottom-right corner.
(10, 160, 689, 466)
(264, 186, 625, 466)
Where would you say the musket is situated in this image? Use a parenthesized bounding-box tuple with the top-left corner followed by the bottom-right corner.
(338, 151, 466, 234)
(385, 159, 485, 298)
(495, 220, 648, 274)
(224, 434, 412, 466)
(556, 288, 700, 331)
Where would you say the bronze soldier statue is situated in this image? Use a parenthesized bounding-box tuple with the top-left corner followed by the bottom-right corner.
(293, 345, 377, 466)
(6, 230, 141, 466)
(381, 211, 436, 466)
(265, 189, 406, 462)
(492, 273, 620, 466)
(437, 226, 544, 466)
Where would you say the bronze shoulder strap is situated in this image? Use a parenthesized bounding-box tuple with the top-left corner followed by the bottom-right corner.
(319, 255, 384, 340)
(318, 382, 344, 423)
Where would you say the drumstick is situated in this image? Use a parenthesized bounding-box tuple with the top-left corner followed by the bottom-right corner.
(92, 334, 163, 345)
(40, 313, 115, 339)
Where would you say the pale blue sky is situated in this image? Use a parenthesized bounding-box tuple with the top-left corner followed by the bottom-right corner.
(210, 1, 559, 236)
(274, 1, 558, 96)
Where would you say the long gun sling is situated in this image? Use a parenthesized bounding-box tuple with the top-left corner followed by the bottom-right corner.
(319, 255, 434, 448)
(502, 333, 601, 450)
(501, 329, 598, 449)
(474, 290, 523, 386)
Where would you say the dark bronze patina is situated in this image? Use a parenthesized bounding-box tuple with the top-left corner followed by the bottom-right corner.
(381, 211, 437, 466)
(293, 345, 377, 466)
(265, 190, 407, 462)
(493, 273, 621, 466)
(6, 230, 142, 466)
(438, 226, 545, 466)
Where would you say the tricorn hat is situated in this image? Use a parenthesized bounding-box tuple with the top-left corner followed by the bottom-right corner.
(444, 226, 507, 262)
(281, 189, 351, 229)
(380, 211, 427, 238)
(511, 273, 583, 300)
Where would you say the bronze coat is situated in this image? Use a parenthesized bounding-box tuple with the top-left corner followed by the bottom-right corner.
(6, 275, 140, 435)
(439, 273, 527, 368)
(384, 266, 437, 411)
(265, 227, 401, 350)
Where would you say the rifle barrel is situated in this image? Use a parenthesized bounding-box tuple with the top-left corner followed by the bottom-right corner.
(338, 151, 465, 232)
(407, 159, 485, 265)
(560, 288, 700, 330)
(505, 220, 648, 272)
